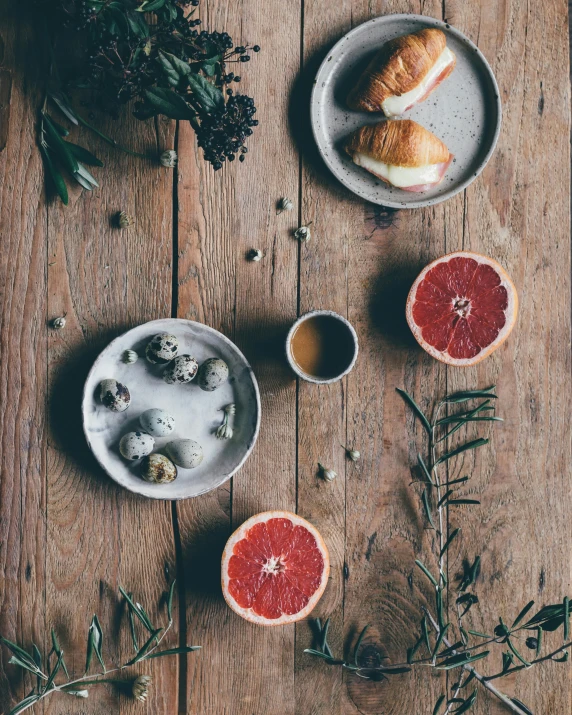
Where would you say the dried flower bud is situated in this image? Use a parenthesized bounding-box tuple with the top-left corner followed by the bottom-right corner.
(118, 211, 134, 229)
(216, 422, 233, 440)
(122, 349, 139, 364)
(52, 315, 66, 330)
(132, 675, 151, 702)
(160, 150, 178, 168)
(248, 248, 263, 262)
(216, 403, 236, 439)
(318, 463, 336, 482)
(342, 445, 360, 462)
(67, 690, 89, 698)
(277, 197, 294, 214)
(294, 224, 312, 243)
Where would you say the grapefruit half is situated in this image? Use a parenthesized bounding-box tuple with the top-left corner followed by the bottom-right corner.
(221, 511, 330, 626)
(406, 251, 518, 366)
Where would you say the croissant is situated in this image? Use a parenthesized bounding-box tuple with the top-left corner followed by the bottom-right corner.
(347, 28, 456, 116)
(344, 119, 453, 192)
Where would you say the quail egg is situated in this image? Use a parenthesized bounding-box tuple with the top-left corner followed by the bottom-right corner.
(141, 453, 178, 484)
(165, 439, 204, 469)
(145, 333, 179, 364)
(119, 431, 155, 461)
(98, 379, 131, 412)
(163, 354, 199, 385)
(139, 408, 175, 438)
(197, 358, 229, 392)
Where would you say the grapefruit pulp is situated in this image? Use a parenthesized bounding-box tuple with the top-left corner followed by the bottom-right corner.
(221, 511, 330, 626)
(406, 251, 518, 366)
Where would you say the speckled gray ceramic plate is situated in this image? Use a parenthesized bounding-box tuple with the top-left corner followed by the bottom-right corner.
(311, 14, 501, 208)
(82, 318, 261, 500)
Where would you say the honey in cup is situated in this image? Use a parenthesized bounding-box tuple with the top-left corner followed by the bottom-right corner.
(290, 314, 356, 380)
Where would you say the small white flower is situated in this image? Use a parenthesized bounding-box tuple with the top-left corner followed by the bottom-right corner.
(318, 463, 336, 482)
(277, 197, 294, 214)
(132, 675, 151, 702)
(342, 445, 360, 462)
(248, 248, 263, 262)
(216, 404, 236, 439)
(216, 422, 233, 440)
(294, 224, 312, 243)
(118, 211, 134, 229)
(122, 349, 139, 364)
(160, 150, 178, 168)
(66, 690, 89, 699)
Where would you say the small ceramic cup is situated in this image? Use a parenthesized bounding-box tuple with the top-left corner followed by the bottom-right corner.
(285, 310, 359, 385)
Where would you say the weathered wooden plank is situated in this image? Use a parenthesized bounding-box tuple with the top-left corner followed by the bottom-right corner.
(44, 100, 179, 712)
(175, 0, 301, 712)
(442, 1, 572, 714)
(296, 1, 450, 713)
(0, 5, 47, 713)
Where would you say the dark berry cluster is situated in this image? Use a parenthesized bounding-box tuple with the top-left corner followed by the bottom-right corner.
(52, 0, 259, 169)
(196, 94, 258, 169)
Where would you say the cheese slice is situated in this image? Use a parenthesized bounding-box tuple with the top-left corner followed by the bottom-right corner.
(381, 46, 455, 118)
(353, 152, 442, 188)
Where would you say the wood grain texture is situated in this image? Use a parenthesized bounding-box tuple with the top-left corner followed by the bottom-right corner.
(0, 0, 570, 713)
(44, 78, 179, 715)
(0, 3, 47, 712)
(175, 0, 300, 712)
(441, 1, 572, 714)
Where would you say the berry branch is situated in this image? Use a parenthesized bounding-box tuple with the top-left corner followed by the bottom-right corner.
(37, 0, 260, 202)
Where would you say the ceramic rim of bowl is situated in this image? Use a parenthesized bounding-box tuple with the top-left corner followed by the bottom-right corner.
(285, 310, 359, 385)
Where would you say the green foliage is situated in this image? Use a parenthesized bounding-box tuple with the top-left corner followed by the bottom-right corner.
(305, 386, 571, 715)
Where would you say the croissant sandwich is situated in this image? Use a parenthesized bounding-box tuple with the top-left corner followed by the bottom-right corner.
(344, 119, 453, 192)
(347, 28, 456, 116)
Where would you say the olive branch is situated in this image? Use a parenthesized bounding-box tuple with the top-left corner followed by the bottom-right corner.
(1, 580, 200, 714)
(305, 386, 571, 715)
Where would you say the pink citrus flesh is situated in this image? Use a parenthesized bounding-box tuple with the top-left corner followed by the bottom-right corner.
(221, 511, 330, 626)
(406, 251, 518, 366)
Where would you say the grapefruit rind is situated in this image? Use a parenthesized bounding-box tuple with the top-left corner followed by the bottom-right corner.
(221, 510, 330, 626)
(406, 251, 518, 366)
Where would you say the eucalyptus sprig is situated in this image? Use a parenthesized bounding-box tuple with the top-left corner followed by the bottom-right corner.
(1, 580, 200, 714)
(305, 386, 572, 715)
(38, 0, 260, 203)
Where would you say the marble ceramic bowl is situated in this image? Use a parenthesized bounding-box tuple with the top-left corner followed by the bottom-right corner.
(311, 14, 502, 208)
(82, 318, 261, 500)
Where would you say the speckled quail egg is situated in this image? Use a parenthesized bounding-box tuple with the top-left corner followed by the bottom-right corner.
(139, 408, 175, 437)
(98, 379, 131, 412)
(119, 431, 155, 461)
(165, 439, 204, 469)
(145, 333, 179, 364)
(163, 354, 199, 385)
(197, 358, 229, 392)
(141, 453, 178, 484)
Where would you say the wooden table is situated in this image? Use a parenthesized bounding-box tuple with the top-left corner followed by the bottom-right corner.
(1, 0, 570, 713)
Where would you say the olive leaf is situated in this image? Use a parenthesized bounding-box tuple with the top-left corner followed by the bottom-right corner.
(396, 388, 432, 434)
(167, 580, 176, 623)
(144, 645, 202, 659)
(67, 143, 104, 167)
(39, 144, 68, 205)
(7, 695, 40, 715)
(432, 695, 446, 715)
(85, 615, 105, 673)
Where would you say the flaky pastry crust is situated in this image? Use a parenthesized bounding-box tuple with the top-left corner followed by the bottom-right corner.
(344, 119, 451, 168)
(347, 28, 450, 112)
